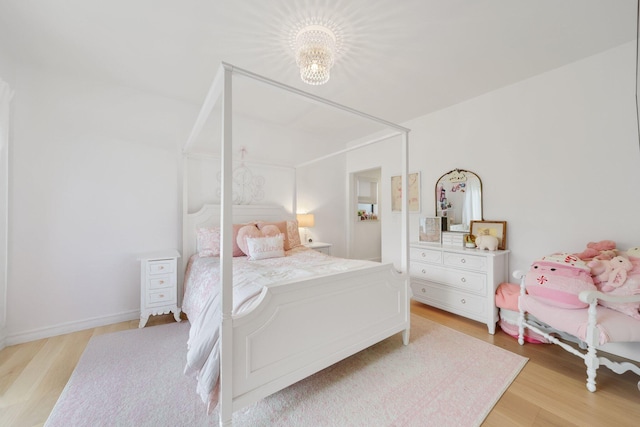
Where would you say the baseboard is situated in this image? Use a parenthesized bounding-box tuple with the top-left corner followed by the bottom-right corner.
(4, 309, 140, 347)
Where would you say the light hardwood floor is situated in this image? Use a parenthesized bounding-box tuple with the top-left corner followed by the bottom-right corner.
(2, 302, 639, 427)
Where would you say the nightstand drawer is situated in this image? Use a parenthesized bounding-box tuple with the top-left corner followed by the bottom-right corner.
(148, 289, 176, 305)
(147, 260, 175, 275)
(148, 275, 175, 290)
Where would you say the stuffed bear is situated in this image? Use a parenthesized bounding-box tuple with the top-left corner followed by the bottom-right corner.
(627, 247, 640, 259)
(600, 256, 634, 292)
(573, 240, 616, 261)
(587, 258, 611, 285)
(598, 274, 640, 320)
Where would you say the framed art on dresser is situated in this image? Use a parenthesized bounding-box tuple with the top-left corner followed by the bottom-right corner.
(419, 216, 442, 244)
(470, 220, 507, 250)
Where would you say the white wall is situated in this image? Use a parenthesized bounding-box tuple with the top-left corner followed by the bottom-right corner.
(0, 61, 12, 349)
(296, 155, 348, 257)
(344, 42, 640, 274)
(5, 65, 196, 344)
(405, 41, 640, 273)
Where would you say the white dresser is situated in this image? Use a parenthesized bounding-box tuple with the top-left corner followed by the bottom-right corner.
(138, 249, 182, 328)
(409, 242, 509, 334)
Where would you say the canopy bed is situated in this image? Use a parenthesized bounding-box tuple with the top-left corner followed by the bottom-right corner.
(181, 63, 411, 426)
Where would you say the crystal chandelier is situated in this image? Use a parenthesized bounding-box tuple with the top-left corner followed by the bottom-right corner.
(293, 24, 337, 85)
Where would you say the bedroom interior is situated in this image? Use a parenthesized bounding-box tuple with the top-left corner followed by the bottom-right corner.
(2, 0, 640, 426)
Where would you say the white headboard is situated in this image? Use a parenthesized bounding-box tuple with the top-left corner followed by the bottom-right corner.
(183, 204, 294, 262)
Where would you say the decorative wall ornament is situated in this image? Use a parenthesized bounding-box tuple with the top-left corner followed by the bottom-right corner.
(217, 147, 265, 204)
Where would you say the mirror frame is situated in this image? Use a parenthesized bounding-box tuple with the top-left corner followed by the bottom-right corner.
(435, 169, 483, 232)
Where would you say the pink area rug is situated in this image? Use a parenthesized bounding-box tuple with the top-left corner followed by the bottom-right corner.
(45, 314, 526, 427)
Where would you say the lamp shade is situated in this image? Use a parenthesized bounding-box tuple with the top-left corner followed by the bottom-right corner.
(296, 213, 315, 228)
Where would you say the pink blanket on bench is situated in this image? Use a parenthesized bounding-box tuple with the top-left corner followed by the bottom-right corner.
(519, 295, 640, 345)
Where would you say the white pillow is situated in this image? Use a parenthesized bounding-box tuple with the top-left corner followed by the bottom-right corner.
(246, 234, 285, 260)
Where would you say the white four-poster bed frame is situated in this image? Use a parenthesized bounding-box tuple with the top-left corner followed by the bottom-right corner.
(182, 62, 411, 426)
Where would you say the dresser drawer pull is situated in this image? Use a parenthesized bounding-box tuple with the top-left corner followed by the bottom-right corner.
(421, 288, 426, 293)
(159, 266, 164, 270)
(421, 269, 426, 274)
(461, 298, 466, 304)
(461, 258, 466, 263)
(460, 277, 466, 283)
(159, 280, 164, 285)
(421, 252, 426, 257)
(159, 294, 164, 298)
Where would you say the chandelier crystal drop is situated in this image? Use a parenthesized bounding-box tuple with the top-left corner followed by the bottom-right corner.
(294, 24, 337, 85)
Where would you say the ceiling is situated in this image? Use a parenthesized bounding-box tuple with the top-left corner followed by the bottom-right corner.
(0, 0, 636, 141)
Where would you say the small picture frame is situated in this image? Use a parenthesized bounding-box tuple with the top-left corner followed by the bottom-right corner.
(391, 172, 421, 212)
(419, 216, 442, 244)
(469, 220, 507, 250)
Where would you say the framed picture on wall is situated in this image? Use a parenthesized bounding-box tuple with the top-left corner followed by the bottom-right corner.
(470, 220, 507, 250)
(419, 216, 442, 244)
(391, 172, 420, 212)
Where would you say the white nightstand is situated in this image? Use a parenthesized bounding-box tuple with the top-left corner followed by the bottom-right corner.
(304, 242, 332, 255)
(138, 249, 181, 328)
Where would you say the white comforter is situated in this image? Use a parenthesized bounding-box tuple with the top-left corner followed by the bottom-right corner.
(182, 246, 377, 410)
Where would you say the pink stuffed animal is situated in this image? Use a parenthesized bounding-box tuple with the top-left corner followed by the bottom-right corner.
(587, 259, 611, 285)
(600, 256, 633, 292)
(573, 240, 616, 261)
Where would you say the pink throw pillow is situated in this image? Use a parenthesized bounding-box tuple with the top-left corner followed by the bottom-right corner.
(246, 234, 285, 260)
(286, 220, 302, 248)
(197, 227, 220, 257)
(260, 224, 281, 237)
(525, 253, 596, 309)
(257, 221, 290, 250)
(236, 225, 263, 256)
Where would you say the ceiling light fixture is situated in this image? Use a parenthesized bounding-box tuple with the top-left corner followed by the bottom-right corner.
(293, 24, 337, 85)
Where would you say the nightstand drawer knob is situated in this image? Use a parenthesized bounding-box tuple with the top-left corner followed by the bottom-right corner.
(159, 280, 164, 284)
(421, 269, 426, 274)
(421, 252, 426, 257)
(461, 299, 466, 304)
(460, 277, 466, 283)
(421, 288, 426, 293)
(159, 294, 164, 298)
(461, 258, 466, 263)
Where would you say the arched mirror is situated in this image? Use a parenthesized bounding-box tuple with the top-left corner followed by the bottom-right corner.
(435, 169, 482, 232)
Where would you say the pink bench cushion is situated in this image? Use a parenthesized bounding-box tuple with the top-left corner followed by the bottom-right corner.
(520, 295, 640, 345)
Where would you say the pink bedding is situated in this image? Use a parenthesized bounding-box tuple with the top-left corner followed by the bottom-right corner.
(182, 246, 378, 411)
(519, 294, 640, 345)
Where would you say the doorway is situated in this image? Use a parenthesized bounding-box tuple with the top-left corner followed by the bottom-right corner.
(350, 168, 381, 262)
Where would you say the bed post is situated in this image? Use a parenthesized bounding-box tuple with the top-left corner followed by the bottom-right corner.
(401, 130, 410, 346)
(219, 63, 234, 427)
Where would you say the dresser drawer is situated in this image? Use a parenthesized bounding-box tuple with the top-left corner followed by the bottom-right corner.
(147, 259, 175, 275)
(147, 289, 176, 305)
(147, 274, 175, 290)
(410, 247, 442, 264)
(411, 282, 486, 318)
(442, 252, 487, 272)
(410, 263, 487, 295)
